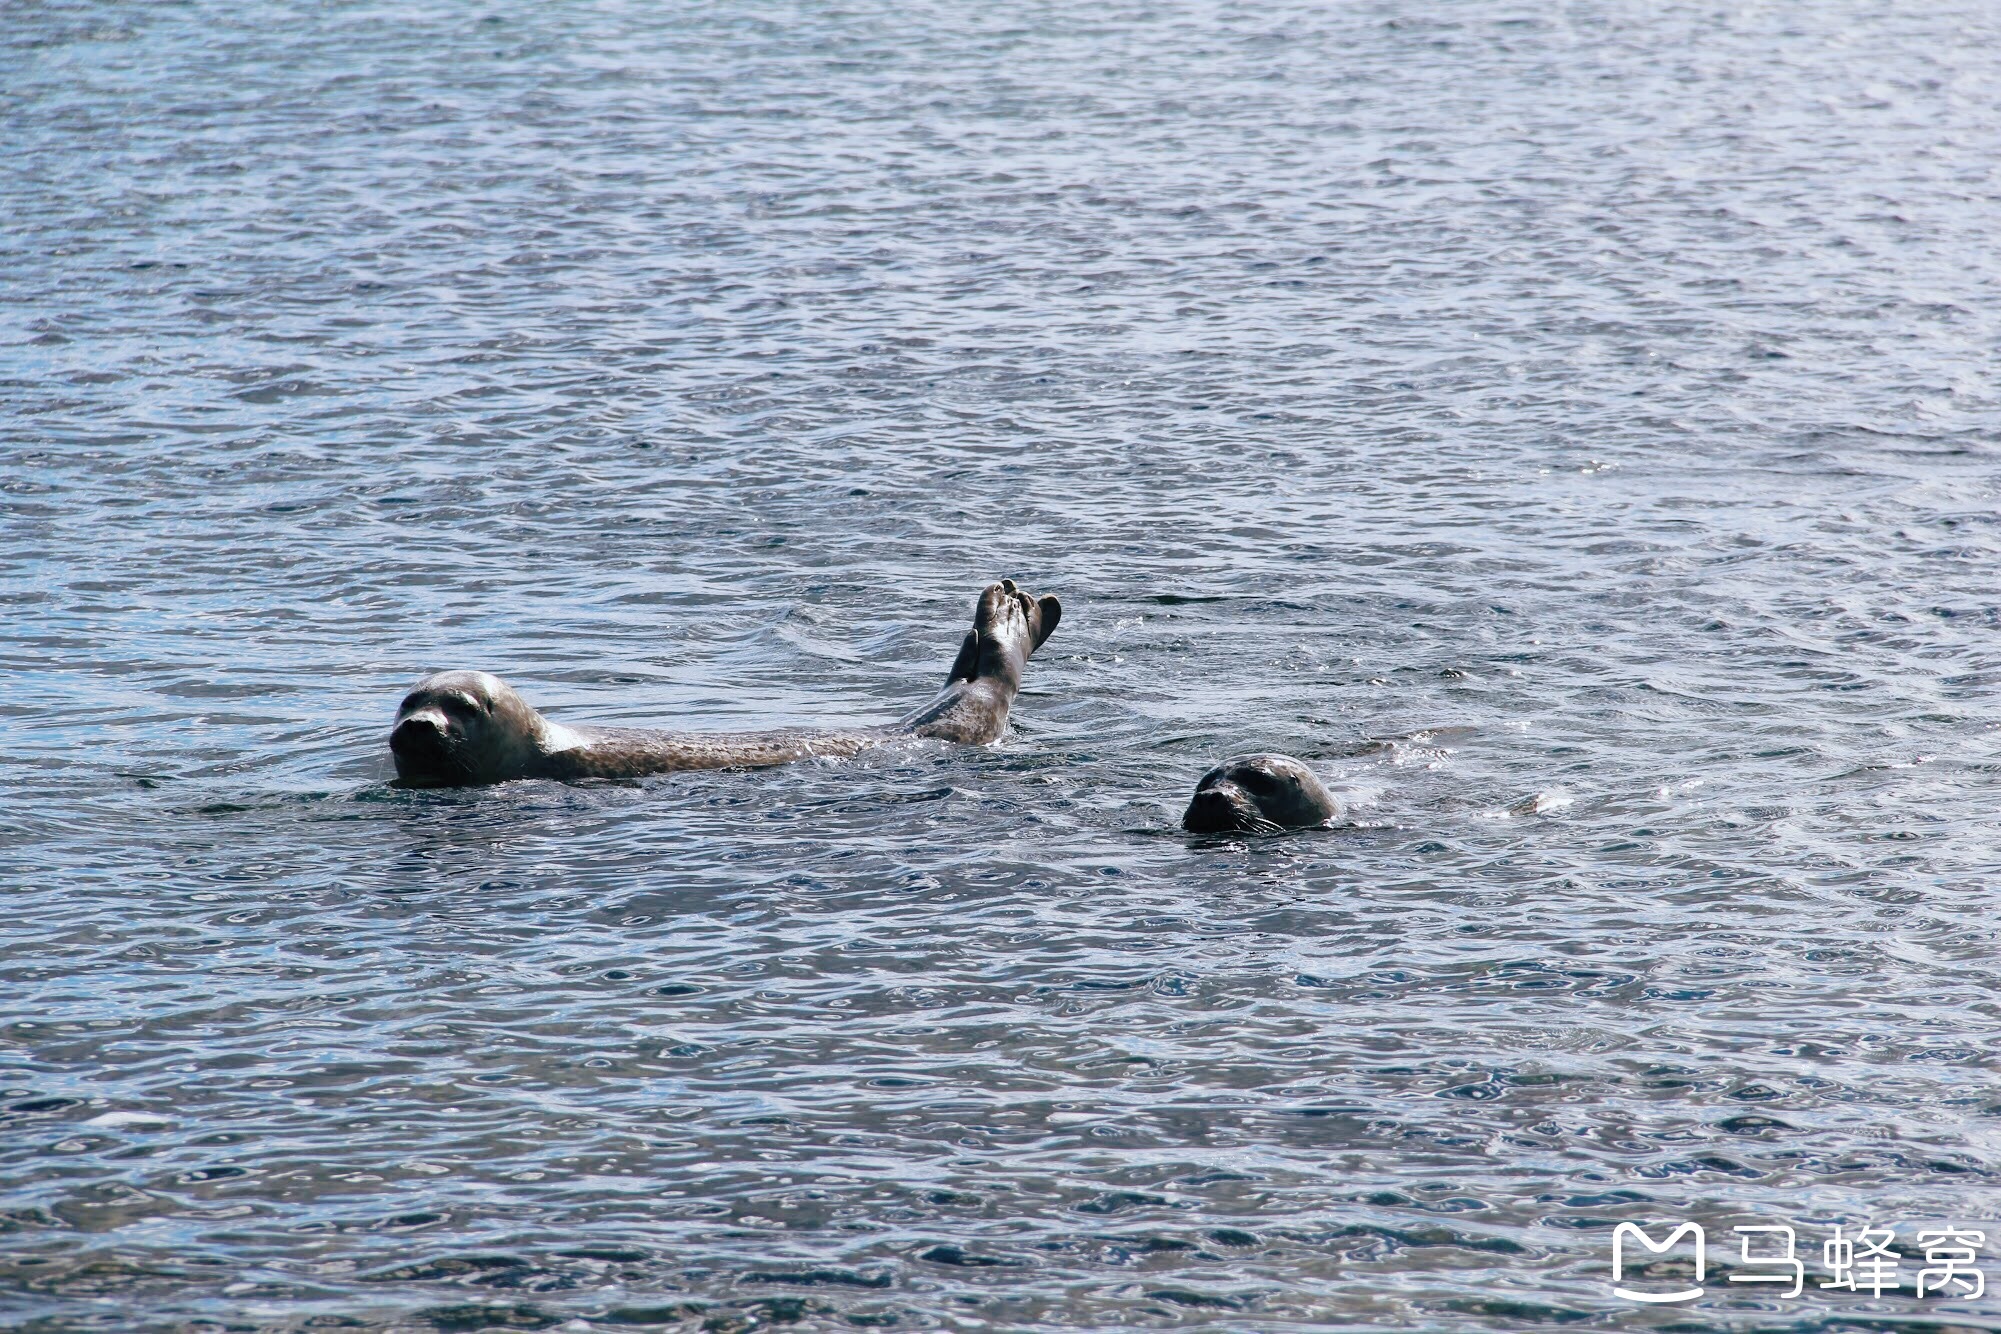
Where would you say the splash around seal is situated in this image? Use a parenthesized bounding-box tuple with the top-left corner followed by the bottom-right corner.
(388, 580, 1060, 788)
(1182, 753, 1342, 835)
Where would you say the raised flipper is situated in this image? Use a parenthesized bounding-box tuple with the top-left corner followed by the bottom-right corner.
(945, 630, 980, 685)
(902, 579, 1061, 744)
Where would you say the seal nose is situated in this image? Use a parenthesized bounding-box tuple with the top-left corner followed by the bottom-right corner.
(1182, 782, 1249, 833)
(390, 710, 446, 757)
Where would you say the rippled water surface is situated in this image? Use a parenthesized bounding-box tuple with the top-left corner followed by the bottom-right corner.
(8, 1, 2001, 1329)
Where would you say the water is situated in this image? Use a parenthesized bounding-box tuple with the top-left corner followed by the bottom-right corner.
(7, 0, 2001, 1328)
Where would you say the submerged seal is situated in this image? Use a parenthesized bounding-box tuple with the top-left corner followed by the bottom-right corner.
(389, 580, 1060, 788)
(1182, 753, 1341, 834)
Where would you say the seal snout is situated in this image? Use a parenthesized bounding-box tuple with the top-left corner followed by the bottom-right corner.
(1182, 779, 1261, 833)
(389, 707, 459, 782)
(391, 707, 447, 745)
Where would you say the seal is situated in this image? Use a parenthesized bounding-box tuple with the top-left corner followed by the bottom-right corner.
(1181, 753, 1341, 834)
(389, 580, 1060, 788)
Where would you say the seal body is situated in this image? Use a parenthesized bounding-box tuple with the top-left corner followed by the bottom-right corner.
(389, 581, 1060, 789)
(1182, 753, 1340, 834)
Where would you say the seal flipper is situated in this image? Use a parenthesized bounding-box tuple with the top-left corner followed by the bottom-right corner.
(1030, 595, 1061, 651)
(992, 580, 1060, 655)
(898, 578, 1060, 743)
(972, 583, 1027, 684)
(945, 629, 981, 684)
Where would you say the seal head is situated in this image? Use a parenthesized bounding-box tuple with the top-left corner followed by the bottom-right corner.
(1182, 753, 1340, 834)
(390, 670, 565, 788)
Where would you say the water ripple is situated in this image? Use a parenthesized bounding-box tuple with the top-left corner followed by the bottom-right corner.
(8, 0, 2001, 1329)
